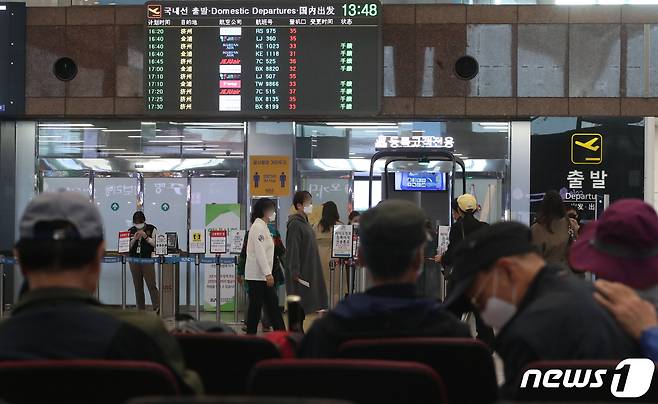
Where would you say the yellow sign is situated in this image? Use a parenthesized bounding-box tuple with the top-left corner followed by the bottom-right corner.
(571, 134, 603, 165)
(250, 155, 291, 197)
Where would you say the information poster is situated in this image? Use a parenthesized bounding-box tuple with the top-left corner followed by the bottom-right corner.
(204, 258, 236, 312)
(209, 229, 228, 254)
(250, 155, 291, 196)
(155, 233, 168, 255)
(118, 231, 131, 253)
(205, 203, 240, 311)
(188, 229, 206, 253)
(229, 229, 247, 254)
(144, 1, 382, 116)
(331, 224, 353, 258)
(437, 226, 450, 255)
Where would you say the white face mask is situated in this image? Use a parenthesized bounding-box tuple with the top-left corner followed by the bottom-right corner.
(479, 270, 517, 331)
(303, 204, 313, 214)
(268, 212, 276, 222)
(134, 223, 145, 230)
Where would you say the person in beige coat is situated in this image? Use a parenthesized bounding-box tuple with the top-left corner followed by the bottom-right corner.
(314, 201, 343, 307)
(531, 190, 579, 272)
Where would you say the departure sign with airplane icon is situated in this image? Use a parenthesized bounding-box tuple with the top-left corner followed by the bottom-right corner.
(571, 134, 603, 165)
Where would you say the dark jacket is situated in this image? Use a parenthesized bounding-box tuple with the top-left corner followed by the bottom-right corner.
(442, 214, 488, 269)
(299, 284, 471, 358)
(129, 224, 156, 258)
(0, 287, 202, 394)
(497, 266, 639, 394)
(285, 213, 328, 313)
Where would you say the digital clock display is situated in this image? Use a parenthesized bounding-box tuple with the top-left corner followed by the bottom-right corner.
(144, 0, 382, 116)
(342, 3, 379, 17)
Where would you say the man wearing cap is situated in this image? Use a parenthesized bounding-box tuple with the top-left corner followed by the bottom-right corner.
(569, 199, 658, 362)
(299, 200, 470, 358)
(0, 192, 202, 394)
(446, 221, 637, 393)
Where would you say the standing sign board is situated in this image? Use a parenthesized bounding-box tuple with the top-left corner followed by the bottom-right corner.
(118, 231, 131, 253)
(188, 229, 206, 254)
(331, 225, 354, 259)
(250, 155, 291, 197)
(437, 226, 450, 256)
(228, 230, 247, 255)
(209, 230, 228, 254)
(155, 233, 168, 256)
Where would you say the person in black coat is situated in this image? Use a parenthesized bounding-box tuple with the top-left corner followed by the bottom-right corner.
(436, 194, 493, 346)
(445, 222, 639, 396)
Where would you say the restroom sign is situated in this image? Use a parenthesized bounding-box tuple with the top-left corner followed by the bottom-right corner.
(188, 229, 206, 254)
(250, 155, 290, 197)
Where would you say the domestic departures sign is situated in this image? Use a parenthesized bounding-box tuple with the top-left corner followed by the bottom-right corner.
(144, 1, 382, 116)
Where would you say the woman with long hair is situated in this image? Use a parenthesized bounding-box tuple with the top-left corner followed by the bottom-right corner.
(314, 201, 343, 306)
(531, 190, 579, 271)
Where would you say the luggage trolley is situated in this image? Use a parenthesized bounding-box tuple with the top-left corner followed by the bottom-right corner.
(367, 148, 467, 299)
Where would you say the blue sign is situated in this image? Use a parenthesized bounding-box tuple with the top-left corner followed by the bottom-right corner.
(394, 172, 447, 192)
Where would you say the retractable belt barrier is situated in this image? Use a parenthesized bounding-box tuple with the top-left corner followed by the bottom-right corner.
(103, 255, 237, 322)
(0, 254, 239, 323)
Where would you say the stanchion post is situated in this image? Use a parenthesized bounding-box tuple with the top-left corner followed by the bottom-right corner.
(121, 255, 127, 310)
(195, 254, 201, 321)
(215, 254, 221, 324)
(338, 259, 344, 300)
(329, 260, 335, 308)
(233, 256, 238, 323)
(158, 255, 164, 318)
(0, 256, 5, 319)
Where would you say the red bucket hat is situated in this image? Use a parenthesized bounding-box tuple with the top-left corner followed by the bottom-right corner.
(570, 199, 658, 289)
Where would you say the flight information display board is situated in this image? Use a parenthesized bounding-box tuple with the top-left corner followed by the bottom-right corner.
(0, 3, 26, 116)
(145, 1, 382, 116)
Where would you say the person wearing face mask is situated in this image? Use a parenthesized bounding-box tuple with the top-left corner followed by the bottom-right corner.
(285, 191, 328, 332)
(128, 211, 160, 313)
(244, 198, 285, 335)
(445, 221, 638, 395)
(299, 200, 470, 358)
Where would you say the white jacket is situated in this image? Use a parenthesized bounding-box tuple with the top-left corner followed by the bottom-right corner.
(245, 218, 274, 281)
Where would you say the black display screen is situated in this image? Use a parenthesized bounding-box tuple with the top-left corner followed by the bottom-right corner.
(0, 3, 26, 116)
(144, 1, 382, 116)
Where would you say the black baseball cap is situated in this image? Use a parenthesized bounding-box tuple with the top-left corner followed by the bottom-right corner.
(360, 200, 429, 252)
(444, 221, 537, 313)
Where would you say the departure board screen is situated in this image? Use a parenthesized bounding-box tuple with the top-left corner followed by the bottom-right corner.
(145, 1, 382, 116)
(0, 3, 26, 116)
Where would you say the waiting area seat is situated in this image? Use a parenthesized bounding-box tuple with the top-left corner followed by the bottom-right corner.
(337, 337, 498, 404)
(174, 333, 281, 395)
(0, 359, 180, 404)
(248, 359, 448, 404)
(127, 397, 354, 404)
(512, 360, 658, 402)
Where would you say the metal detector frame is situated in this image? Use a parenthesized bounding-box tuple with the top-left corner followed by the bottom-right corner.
(368, 148, 467, 224)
